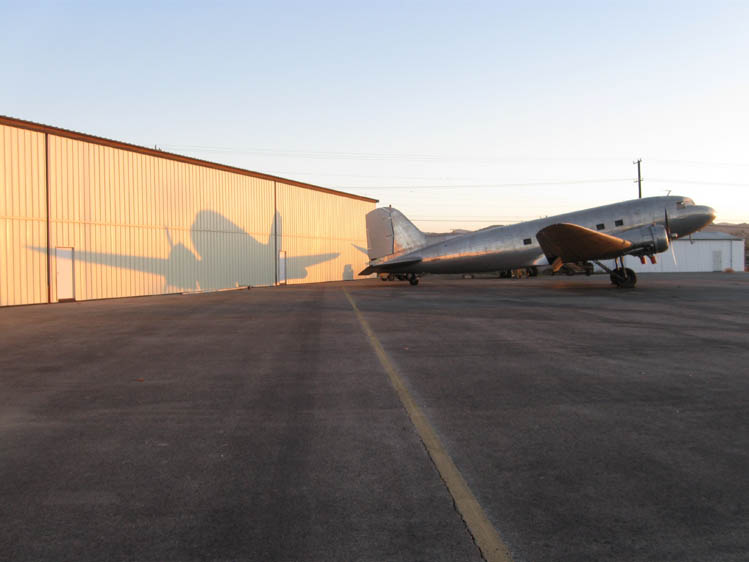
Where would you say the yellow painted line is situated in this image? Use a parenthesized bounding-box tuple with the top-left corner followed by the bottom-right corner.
(343, 288, 513, 562)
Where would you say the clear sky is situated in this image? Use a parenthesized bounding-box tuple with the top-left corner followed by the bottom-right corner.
(3, 0, 748, 230)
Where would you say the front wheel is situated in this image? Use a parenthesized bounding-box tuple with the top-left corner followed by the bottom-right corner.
(611, 267, 637, 288)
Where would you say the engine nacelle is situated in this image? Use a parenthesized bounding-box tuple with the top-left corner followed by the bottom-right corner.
(620, 224, 670, 256)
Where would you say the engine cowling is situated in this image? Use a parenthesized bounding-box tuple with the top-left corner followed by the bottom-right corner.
(620, 224, 669, 256)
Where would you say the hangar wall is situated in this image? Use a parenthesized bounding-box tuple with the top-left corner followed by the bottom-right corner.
(0, 125, 48, 306)
(276, 182, 373, 284)
(0, 118, 376, 306)
(46, 135, 278, 302)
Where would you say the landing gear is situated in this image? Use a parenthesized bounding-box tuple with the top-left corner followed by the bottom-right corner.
(595, 256, 637, 288)
(379, 272, 420, 285)
(610, 267, 637, 288)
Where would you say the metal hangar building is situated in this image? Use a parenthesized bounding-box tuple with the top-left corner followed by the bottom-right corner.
(612, 231, 745, 274)
(0, 116, 377, 307)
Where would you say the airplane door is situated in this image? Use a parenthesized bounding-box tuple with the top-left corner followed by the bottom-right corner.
(278, 251, 287, 285)
(56, 247, 75, 301)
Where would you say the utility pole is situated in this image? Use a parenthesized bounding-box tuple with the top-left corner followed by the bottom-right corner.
(634, 159, 642, 198)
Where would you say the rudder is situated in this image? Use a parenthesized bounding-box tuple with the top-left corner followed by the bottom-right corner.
(365, 207, 426, 260)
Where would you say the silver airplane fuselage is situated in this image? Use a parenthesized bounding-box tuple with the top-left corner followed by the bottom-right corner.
(372, 196, 716, 275)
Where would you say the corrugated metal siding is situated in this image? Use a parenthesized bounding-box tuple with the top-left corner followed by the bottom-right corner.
(276, 182, 374, 284)
(47, 135, 276, 302)
(730, 241, 745, 271)
(0, 125, 47, 306)
(2, 120, 375, 306)
(600, 239, 739, 273)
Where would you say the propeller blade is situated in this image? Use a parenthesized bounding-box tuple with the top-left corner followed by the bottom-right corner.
(664, 208, 677, 266)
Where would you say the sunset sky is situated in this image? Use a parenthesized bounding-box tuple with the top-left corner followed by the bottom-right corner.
(3, 0, 747, 230)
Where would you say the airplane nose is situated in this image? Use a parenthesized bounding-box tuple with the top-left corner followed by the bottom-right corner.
(673, 205, 716, 236)
(694, 205, 717, 230)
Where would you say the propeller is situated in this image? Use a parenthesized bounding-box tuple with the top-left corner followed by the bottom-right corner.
(665, 209, 677, 265)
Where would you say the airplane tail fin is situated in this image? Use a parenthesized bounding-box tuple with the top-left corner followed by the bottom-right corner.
(366, 207, 426, 260)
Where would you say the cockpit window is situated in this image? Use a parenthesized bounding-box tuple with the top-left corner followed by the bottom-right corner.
(676, 198, 695, 209)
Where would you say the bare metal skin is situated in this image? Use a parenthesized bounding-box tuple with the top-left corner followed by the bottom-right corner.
(362, 196, 716, 287)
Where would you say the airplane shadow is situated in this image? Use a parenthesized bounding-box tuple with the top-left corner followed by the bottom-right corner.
(31, 210, 339, 291)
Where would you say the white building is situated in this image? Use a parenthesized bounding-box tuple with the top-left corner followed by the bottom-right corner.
(599, 231, 745, 273)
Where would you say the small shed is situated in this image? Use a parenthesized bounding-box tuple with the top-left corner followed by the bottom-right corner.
(601, 231, 745, 273)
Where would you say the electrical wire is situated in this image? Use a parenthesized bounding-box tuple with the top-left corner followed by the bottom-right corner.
(160, 144, 635, 163)
(335, 178, 632, 190)
(646, 179, 749, 187)
(649, 159, 749, 168)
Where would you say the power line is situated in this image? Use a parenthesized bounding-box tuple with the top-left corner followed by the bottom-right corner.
(161, 144, 749, 169)
(647, 179, 749, 187)
(160, 144, 649, 165)
(336, 178, 632, 190)
(649, 159, 749, 168)
(161, 143, 749, 189)
(336, 178, 749, 190)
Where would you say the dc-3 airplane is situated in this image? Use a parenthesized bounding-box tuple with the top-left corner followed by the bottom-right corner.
(360, 196, 716, 288)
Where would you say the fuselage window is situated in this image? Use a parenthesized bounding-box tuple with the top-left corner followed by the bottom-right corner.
(615, 219, 623, 227)
(596, 223, 605, 230)
(523, 238, 532, 245)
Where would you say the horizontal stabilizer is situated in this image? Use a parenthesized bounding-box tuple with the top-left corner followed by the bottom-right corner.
(536, 223, 632, 262)
(359, 256, 422, 276)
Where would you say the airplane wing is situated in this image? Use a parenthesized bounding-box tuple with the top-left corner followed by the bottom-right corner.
(359, 256, 422, 276)
(536, 223, 633, 264)
(28, 246, 174, 274)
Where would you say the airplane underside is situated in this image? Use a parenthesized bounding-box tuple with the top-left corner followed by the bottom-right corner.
(377, 259, 637, 288)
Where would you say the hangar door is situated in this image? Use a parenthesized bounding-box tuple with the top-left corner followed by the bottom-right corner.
(56, 247, 75, 301)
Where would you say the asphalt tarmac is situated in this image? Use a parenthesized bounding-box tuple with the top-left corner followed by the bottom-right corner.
(1, 273, 747, 561)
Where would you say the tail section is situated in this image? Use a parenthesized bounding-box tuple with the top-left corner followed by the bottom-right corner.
(366, 207, 426, 260)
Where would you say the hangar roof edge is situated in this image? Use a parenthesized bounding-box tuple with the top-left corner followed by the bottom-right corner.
(686, 231, 743, 241)
(0, 115, 378, 204)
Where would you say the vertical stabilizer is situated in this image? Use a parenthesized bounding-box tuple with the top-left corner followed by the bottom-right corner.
(366, 207, 426, 260)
